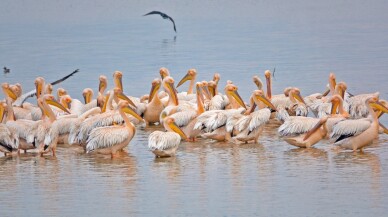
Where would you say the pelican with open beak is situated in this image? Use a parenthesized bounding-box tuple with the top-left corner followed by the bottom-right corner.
(148, 116, 187, 158)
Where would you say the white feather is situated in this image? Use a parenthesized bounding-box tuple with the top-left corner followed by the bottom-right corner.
(86, 126, 130, 153)
(148, 131, 181, 151)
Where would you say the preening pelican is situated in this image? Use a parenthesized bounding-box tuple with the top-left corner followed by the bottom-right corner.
(331, 96, 388, 151)
(86, 101, 144, 157)
(282, 117, 329, 148)
(148, 116, 187, 157)
(231, 90, 276, 144)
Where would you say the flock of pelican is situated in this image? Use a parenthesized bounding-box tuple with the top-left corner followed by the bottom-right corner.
(0, 68, 387, 158)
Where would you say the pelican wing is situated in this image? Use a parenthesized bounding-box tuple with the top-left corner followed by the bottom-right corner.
(330, 118, 372, 139)
(5, 119, 36, 142)
(0, 124, 18, 149)
(278, 116, 319, 137)
(148, 131, 180, 151)
(44, 118, 74, 146)
(170, 110, 197, 127)
(86, 126, 130, 153)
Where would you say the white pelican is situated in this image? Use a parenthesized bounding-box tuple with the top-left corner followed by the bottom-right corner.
(169, 82, 206, 141)
(148, 116, 187, 157)
(231, 90, 277, 144)
(0, 102, 19, 156)
(143, 78, 164, 125)
(278, 95, 350, 140)
(282, 116, 329, 148)
(330, 96, 388, 151)
(86, 101, 144, 157)
(346, 92, 380, 118)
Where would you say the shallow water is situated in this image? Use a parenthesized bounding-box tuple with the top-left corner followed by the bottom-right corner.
(1, 1, 388, 216)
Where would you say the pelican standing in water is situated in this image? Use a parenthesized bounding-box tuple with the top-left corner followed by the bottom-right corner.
(86, 101, 144, 158)
(331, 96, 388, 151)
(148, 116, 187, 158)
(143, 78, 164, 125)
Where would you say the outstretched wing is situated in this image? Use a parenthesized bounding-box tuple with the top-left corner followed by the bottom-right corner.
(143, 11, 163, 16)
(13, 69, 79, 106)
(168, 16, 177, 32)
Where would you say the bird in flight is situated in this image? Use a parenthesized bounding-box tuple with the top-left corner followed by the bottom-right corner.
(143, 11, 177, 33)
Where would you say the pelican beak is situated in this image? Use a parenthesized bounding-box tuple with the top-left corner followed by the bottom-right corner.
(167, 82, 178, 105)
(101, 94, 110, 113)
(114, 74, 123, 91)
(2, 85, 17, 100)
(202, 85, 211, 99)
(208, 85, 215, 97)
(196, 84, 204, 102)
(303, 118, 327, 141)
(330, 99, 339, 115)
(229, 89, 246, 109)
(99, 80, 106, 93)
(322, 89, 330, 97)
(176, 73, 192, 88)
(254, 95, 277, 111)
(169, 121, 187, 139)
(149, 82, 160, 103)
(370, 101, 388, 114)
(122, 105, 144, 122)
(0, 104, 5, 122)
(46, 98, 71, 114)
(116, 92, 137, 108)
(292, 92, 306, 104)
(36, 81, 43, 99)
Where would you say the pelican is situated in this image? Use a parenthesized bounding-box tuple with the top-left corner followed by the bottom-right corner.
(278, 95, 350, 140)
(86, 101, 144, 158)
(330, 96, 388, 151)
(143, 78, 164, 125)
(176, 69, 197, 95)
(37, 94, 71, 156)
(346, 92, 380, 118)
(194, 83, 247, 141)
(56, 88, 68, 100)
(0, 102, 19, 156)
(169, 82, 206, 141)
(148, 116, 187, 157)
(282, 117, 329, 148)
(231, 90, 277, 144)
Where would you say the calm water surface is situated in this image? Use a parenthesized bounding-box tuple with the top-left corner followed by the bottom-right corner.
(1, 1, 388, 216)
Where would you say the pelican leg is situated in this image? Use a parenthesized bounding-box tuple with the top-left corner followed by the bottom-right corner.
(24, 150, 27, 153)
(17, 150, 20, 156)
(52, 148, 56, 157)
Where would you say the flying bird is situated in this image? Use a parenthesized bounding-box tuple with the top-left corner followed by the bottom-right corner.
(143, 11, 177, 33)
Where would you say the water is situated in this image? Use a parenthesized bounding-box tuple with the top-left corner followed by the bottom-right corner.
(1, 1, 388, 216)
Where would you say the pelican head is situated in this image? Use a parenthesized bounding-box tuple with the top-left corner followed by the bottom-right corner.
(201, 81, 211, 99)
(252, 76, 263, 90)
(42, 94, 71, 114)
(45, 84, 53, 95)
(252, 90, 277, 111)
(1, 83, 17, 101)
(82, 88, 94, 104)
(113, 88, 136, 108)
(113, 71, 123, 91)
(283, 87, 294, 97)
(335, 82, 347, 99)
(164, 116, 187, 139)
(99, 75, 108, 94)
(149, 78, 161, 103)
(57, 88, 68, 100)
(303, 116, 329, 141)
(159, 67, 170, 79)
(176, 69, 197, 88)
(35, 77, 45, 99)
(60, 95, 72, 109)
(367, 96, 388, 114)
(162, 76, 178, 105)
(213, 73, 220, 84)
(289, 88, 306, 104)
(10, 83, 22, 98)
(118, 101, 144, 122)
(328, 95, 342, 115)
(224, 83, 246, 109)
(208, 81, 217, 97)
